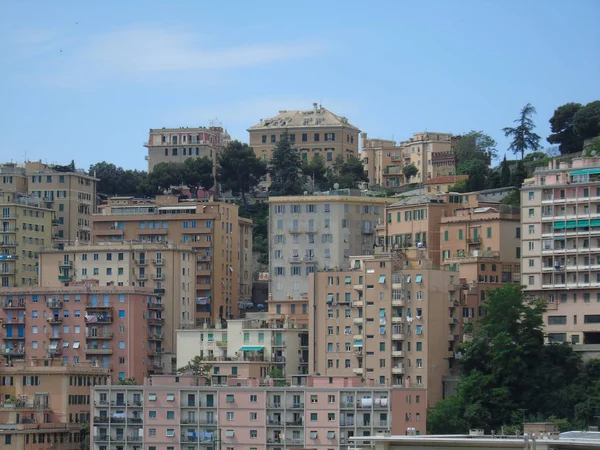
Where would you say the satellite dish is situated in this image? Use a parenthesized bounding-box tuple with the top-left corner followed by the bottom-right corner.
(333, 183, 339, 189)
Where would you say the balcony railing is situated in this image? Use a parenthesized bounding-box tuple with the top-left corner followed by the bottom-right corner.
(1, 300, 25, 309)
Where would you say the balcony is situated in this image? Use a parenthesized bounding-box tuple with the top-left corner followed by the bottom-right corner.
(392, 333, 405, 341)
(1, 332, 25, 340)
(86, 331, 114, 340)
(352, 367, 364, 375)
(288, 257, 302, 264)
(353, 317, 363, 325)
(467, 237, 481, 244)
(352, 300, 363, 307)
(58, 261, 73, 268)
(86, 302, 113, 310)
(354, 349, 363, 358)
(391, 316, 404, 324)
(85, 315, 113, 324)
(392, 365, 405, 375)
(288, 228, 301, 234)
(391, 298, 404, 306)
(0, 268, 16, 275)
(0, 241, 17, 247)
(46, 298, 63, 309)
(151, 273, 165, 281)
(134, 259, 148, 266)
(0, 227, 17, 233)
(392, 350, 405, 358)
(305, 228, 318, 234)
(148, 333, 164, 341)
(85, 346, 113, 355)
(1, 347, 25, 357)
(152, 258, 164, 265)
(58, 274, 72, 282)
(303, 257, 316, 264)
(353, 334, 363, 341)
(96, 228, 124, 236)
(147, 348, 164, 356)
(5, 317, 25, 325)
(353, 284, 364, 291)
(135, 273, 147, 281)
(147, 302, 165, 311)
(2, 300, 25, 309)
(147, 317, 165, 326)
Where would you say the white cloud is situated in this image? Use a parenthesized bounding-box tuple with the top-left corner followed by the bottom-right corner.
(23, 25, 329, 86)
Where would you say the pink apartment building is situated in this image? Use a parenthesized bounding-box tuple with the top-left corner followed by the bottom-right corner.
(90, 375, 427, 450)
(0, 285, 165, 382)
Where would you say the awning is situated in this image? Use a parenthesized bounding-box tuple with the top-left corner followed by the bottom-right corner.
(379, 275, 386, 284)
(415, 274, 423, 283)
(566, 221, 577, 228)
(592, 219, 600, 227)
(570, 169, 600, 175)
(239, 346, 264, 352)
(578, 220, 590, 227)
(353, 340, 363, 347)
(553, 221, 565, 229)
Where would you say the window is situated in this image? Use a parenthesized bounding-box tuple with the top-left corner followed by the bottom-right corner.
(416, 342, 422, 351)
(226, 394, 234, 403)
(529, 208, 534, 217)
(149, 429, 156, 437)
(311, 395, 318, 403)
(166, 429, 175, 437)
(311, 412, 318, 421)
(250, 412, 257, 420)
(119, 341, 125, 349)
(226, 412, 234, 420)
(250, 394, 257, 403)
(166, 393, 175, 401)
(166, 411, 174, 419)
(250, 430, 258, 438)
(328, 395, 336, 403)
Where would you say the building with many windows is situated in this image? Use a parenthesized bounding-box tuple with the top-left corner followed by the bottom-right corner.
(0, 358, 111, 450)
(144, 125, 230, 172)
(0, 286, 165, 380)
(521, 157, 600, 356)
(309, 253, 456, 407)
(0, 191, 54, 288)
(0, 161, 97, 245)
(90, 374, 427, 450)
(92, 196, 253, 324)
(39, 243, 198, 368)
(248, 104, 360, 167)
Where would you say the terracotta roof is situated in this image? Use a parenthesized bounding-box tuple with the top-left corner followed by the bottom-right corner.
(248, 104, 360, 132)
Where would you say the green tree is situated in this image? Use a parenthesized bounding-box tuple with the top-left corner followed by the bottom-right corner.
(301, 155, 328, 191)
(503, 103, 542, 159)
(118, 377, 138, 385)
(453, 131, 497, 171)
(573, 100, 600, 140)
(217, 141, 267, 205)
(501, 190, 520, 207)
(584, 137, 600, 157)
(402, 164, 418, 182)
(238, 202, 269, 265)
(427, 395, 468, 434)
(268, 131, 305, 196)
(182, 157, 214, 199)
(332, 154, 346, 175)
(331, 156, 369, 189)
(500, 156, 511, 187)
(148, 162, 184, 194)
(178, 355, 213, 377)
(510, 160, 527, 188)
(547, 102, 584, 154)
(461, 160, 489, 192)
(89, 161, 151, 197)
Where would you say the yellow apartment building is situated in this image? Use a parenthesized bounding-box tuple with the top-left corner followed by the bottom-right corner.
(91, 195, 253, 324)
(0, 191, 54, 288)
(0, 161, 97, 245)
(309, 253, 457, 407)
(248, 103, 360, 167)
(39, 243, 198, 366)
(0, 359, 111, 450)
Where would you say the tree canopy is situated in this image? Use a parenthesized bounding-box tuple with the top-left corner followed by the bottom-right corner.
(217, 141, 267, 205)
(301, 154, 328, 191)
(453, 131, 497, 191)
(573, 100, 600, 141)
(428, 284, 600, 434)
(89, 161, 151, 197)
(503, 103, 541, 159)
(331, 156, 369, 189)
(268, 131, 305, 196)
(183, 156, 214, 199)
(402, 164, 418, 182)
(547, 102, 584, 154)
(177, 355, 213, 377)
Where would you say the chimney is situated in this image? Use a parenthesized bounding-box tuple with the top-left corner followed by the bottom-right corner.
(313, 102, 318, 112)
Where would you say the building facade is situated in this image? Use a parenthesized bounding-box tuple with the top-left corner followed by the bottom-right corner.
(0, 161, 97, 245)
(522, 157, 600, 355)
(0, 191, 54, 288)
(268, 191, 391, 303)
(248, 104, 360, 167)
(39, 243, 198, 366)
(92, 196, 253, 324)
(309, 253, 455, 407)
(90, 374, 427, 450)
(0, 286, 165, 380)
(360, 134, 399, 187)
(0, 359, 111, 450)
(144, 126, 230, 172)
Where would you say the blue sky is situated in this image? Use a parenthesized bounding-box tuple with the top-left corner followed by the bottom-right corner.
(1, 0, 598, 170)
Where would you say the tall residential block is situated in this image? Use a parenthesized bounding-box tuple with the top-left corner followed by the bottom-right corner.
(248, 104, 360, 166)
(0, 161, 97, 244)
(360, 132, 456, 188)
(90, 375, 428, 450)
(144, 126, 230, 172)
(39, 243, 198, 366)
(521, 157, 600, 356)
(309, 253, 455, 407)
(0, 191, 54, 288)
(0, 286, 166, 380)
(0, 359, 111, 450)
(91, 196, 253, 324)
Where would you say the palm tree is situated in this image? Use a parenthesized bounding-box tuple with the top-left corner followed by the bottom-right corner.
(503, 103, 541, 159)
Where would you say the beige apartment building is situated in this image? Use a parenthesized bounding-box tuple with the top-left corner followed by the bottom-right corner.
(144, 125, 230, 172)
(0, 161, 97, 245)
(309, 253, 457, 407)
(0, 358, 111, 450)
(522, 157, 600, 354)
(177, 311, 308, 379)
(360, 132, 456, 188)
(39, 243, 197, 365)
(268, 190, 392, 304)
(0, 191, 54, 288)
(92, 195, 253, 324)
(248, 103, 360, 166)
